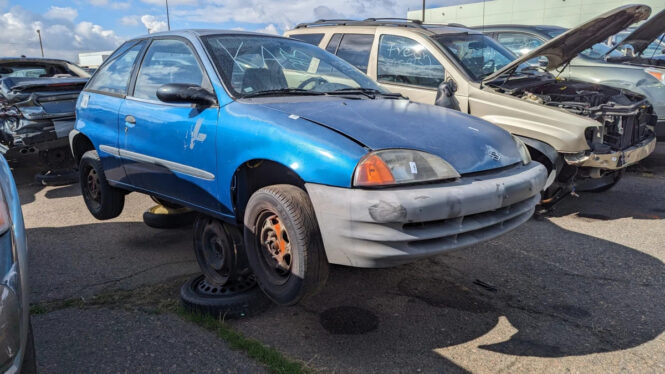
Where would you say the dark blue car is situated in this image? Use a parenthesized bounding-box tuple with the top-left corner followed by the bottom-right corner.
(71, 30, 546, 305)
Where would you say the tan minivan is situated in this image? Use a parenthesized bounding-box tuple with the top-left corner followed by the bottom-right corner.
(285, 5, 658, 202)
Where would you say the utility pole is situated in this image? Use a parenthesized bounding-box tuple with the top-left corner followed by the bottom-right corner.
(166, 0, 171, 31)
(36, 29, 44, 57)
(422, 0, 426, 22)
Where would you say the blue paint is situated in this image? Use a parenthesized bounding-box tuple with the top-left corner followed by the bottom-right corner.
(75, 30, 523, 221)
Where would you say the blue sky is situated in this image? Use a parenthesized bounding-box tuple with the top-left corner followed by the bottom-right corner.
(1, 0, 454, 60)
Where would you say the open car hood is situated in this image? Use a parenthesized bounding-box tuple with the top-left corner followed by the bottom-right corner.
(483, 4, 650, 83)
(608, 8, 665, 56)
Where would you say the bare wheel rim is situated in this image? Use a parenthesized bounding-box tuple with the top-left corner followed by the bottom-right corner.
(196, 220, 233, 286)
(83, 166, 101, 209)
(255, 210, 292, 285)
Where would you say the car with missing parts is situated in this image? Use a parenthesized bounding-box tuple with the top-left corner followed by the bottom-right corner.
(0, 57, 89, 171)
(71, 30, 546, 305)
(286, 5, 658, 202)
(474, 20, 665, 141)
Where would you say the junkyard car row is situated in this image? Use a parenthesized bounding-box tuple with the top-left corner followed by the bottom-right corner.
(1, 2, 665, 371)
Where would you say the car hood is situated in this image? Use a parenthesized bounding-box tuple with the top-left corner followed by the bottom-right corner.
(484, 4, 651, 82)
(259, 98, 523, 175)
(608, 8, 665, 56)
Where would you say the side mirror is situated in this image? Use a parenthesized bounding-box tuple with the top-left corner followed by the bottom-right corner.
(156, 83, 217, 106)
(435, 79, 460, 111)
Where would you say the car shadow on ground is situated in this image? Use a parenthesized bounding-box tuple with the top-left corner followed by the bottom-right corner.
(234, 217, 665, 372)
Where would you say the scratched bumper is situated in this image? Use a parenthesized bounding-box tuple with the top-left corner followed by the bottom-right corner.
(305, 161, 547, 268)
(565, 132, 657, 170)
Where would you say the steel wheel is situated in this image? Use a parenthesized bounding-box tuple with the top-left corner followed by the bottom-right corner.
(193, 217, 248, 286)
(82, 166, 101, 210)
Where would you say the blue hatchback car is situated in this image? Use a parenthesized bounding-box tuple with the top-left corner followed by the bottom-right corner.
(71, 30, 546, 305)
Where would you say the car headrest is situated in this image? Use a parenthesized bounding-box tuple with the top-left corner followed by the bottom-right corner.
(241, 67, 287, 94)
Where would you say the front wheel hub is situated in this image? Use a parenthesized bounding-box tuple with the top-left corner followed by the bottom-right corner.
(259, 213, 292, 279)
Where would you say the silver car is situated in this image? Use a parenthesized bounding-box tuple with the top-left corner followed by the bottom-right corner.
(0, 154, 35, 373)
(478, 20, 665, 140)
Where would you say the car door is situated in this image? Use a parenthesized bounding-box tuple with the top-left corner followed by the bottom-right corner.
(374, 34, 446, 105)
(119, 37, 220, 210)
(78, 40, 147, 184)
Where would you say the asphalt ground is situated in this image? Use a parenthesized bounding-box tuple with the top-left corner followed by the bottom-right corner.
(13, 143, 665, 373)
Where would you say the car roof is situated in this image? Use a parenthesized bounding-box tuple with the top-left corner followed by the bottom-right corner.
(473, 24, 566, 32)
(132, 29, 290, 40)
(0, 57, 74, 64)
(287, 22, 482, 37)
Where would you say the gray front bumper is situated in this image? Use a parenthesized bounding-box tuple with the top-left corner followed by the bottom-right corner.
(306, 162, 547, 268)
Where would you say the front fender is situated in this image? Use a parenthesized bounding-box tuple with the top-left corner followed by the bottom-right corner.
(216, 102, 368, 213)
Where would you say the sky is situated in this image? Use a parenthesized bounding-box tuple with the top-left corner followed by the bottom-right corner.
(0, 0, 457, 61)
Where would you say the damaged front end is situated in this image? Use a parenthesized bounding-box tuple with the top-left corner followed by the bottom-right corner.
(0, 77, 87, 163)
(504, 79, 657, 169)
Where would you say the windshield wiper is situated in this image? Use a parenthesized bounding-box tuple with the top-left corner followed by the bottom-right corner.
(241, 88, 326, 98)
(326, 88, 404, 99)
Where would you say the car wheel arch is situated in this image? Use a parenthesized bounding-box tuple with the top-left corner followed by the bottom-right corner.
(71, 132, 95, 164)
(231, 159, 307, 224)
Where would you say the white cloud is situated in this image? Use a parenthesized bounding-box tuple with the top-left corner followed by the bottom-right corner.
(257, 23, 278, 35)
(141, 0, 199, 5)
(172, 0, 426, 32)
(44, 6, 78, 22)
(89, 0, 131, 10)
(120, 15, 139, 26)
(141, 14, 168, 33)
(0, 6, 123, 61)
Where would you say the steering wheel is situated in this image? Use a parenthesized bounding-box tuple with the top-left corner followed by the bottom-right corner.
(483, 59, 496, 72)
(297, 77, 329, 90)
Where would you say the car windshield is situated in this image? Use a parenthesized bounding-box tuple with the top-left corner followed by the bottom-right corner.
(432, 33, 518, 81)
(0, 62, 89, 79)
(544, 29, 623, 59)
(202, 34, 385, 98)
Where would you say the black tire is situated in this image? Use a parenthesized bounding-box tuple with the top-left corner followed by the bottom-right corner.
(35, 168, 79, 186)
(193, 216, 249, 285)
(142, 205, 197, 229)
(243, 185, 329, 306)
(21, 320, 37, 374)
(79, 150, 125, 220)
(150, 195, 183, 209)
(180, 274, 271, 319)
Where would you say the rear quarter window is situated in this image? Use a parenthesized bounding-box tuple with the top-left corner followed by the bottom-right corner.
(289, 33, 324, 46)
(334, 34, 375, 73)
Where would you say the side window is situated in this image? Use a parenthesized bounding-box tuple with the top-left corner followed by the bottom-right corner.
(325, 34, 342, 53)
(87, 41, 145, 95)
(133, 39, 210, 101)
(335, 34, 374, 73)
(289, 33, 324, 46)
(496, 32, 544, 56)
(377, 34, 444, 89)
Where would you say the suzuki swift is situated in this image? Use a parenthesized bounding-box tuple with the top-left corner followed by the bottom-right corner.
(71, 30, 546, 305)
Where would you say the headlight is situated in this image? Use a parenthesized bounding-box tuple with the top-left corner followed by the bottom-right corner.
(353, 149, 460, 187)
(645, 68, 665, 84)
(513, 136, 531, 165)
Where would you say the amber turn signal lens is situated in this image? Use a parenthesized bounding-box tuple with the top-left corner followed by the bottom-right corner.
(354, 154, 395, 187)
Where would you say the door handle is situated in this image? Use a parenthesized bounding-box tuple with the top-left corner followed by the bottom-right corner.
(125, 115, 136, 128)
